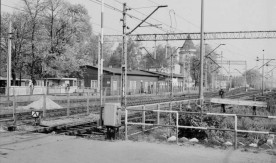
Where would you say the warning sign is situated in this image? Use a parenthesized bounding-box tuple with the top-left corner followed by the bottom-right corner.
(31, 111, 40, 118)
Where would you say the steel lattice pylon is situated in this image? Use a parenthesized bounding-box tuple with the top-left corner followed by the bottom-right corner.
(104, 30, 276, 42)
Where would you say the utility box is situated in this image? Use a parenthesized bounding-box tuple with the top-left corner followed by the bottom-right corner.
(103, 103, 121, 127)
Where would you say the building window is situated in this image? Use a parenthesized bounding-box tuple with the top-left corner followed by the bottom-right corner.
(91, 80, 98, 88)
(145, 82, 148, 92)
(133, 81, 136, 90)
(129, 81, 137, 90)
(113, 81, 117, 90)
(69, 80, 74, 86)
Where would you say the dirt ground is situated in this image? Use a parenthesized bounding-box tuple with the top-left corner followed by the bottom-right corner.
(0, 133, 275, 163)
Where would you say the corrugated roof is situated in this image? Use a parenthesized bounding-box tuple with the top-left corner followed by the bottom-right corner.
(83, 65, 160, 77)
(140, 70, 184, 78)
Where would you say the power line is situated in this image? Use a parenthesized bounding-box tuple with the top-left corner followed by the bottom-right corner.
(89, 0, 167, 33)
(145, 0, 200, 29)
(111, 0, 123, 5)
(111, 0, 169, 32)
(128, 5, 184, 33)
(111, 0, 180, 32)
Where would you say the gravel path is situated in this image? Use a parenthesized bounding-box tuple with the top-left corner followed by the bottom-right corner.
(0, 133, 275, 163)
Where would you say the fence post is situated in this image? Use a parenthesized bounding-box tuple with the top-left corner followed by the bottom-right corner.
(176, 112, 179, 144)
(104, 88, 107, 105)
(125, 109, 128, 140)
(234, 115, 238, 149)
(157, 104, 160, 125)
(43, 88, 46, 118)
(13, 89, 16, 125)
(67, 92, 70, 117)
(169, 102, 172, 125)
(86, 92, 89, 115)
(142, 105, 145, 132)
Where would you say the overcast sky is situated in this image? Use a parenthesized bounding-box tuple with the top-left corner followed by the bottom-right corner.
(2, 0, 276, 76)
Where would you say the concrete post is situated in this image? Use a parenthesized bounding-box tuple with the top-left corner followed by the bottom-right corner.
(13, 89, 16, 125)
(157, 104, 160, 125)
(169, 102, 172, 125)
(125, 109, 128, 140)
(87, 92, 89, 115)
(176, 112, 179, 144)
(43, 88, 46, 118)
(234, 115, 238, 149)
(142, 105, 145, 132)
(67, 92, 70, 117)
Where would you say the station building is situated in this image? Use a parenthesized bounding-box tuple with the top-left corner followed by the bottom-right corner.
(81, 65, 184, 96)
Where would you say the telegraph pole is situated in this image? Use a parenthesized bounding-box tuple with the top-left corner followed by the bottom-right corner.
(100, 0, 104, 106)
(121, 3, 127, 108)
(256, 50, 275, 95)
(199, 0, 205, 103)
(99, 0, 104, 126)
(97, 36, 100, 94)
(120, 4, 166, 107)
(170, 49, 173, 98)
(245, 62, 247, 91)
(7, 21, 12, 101)
(262, 51, 264, 95)
(0, 0, 1, 77)
(205, 58, 207, 90)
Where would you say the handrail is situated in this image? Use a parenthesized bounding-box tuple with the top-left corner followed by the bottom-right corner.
(125, 101, 276, 150)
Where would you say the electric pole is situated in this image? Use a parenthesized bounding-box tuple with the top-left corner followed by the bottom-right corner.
(199, 0, 205, 104)
(120, 3, 167, 107)
(98, 0, 104, 127)
(121, 3, 127, 108)
(262, 51, 264, 95)
(170, 49, 173, 98)
(97, 35, 100, 94)
(7, 21, 12, 101)
(256, 50, 275, 96)
(0, 0, 1, 77)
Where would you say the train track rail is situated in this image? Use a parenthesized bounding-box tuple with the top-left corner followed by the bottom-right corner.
(0, 89, 268, 142)
(0, 90, 264, 123)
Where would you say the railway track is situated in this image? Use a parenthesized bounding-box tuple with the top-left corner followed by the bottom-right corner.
(0, 90, 264, 123)
(0, 89, 267, 141)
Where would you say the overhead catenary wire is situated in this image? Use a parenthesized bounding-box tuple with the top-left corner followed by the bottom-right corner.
(110, 0, 170, 33)
(89, 0, 167, 33)
(128, 4, 184, 33)
(145, 0, 200, 29)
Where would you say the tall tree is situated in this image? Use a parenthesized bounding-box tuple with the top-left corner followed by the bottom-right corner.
(190, 44, 219, 87)
(245, 69, 262, 88)
(108, 39, 142, 70)
(1, 0, 112, 84)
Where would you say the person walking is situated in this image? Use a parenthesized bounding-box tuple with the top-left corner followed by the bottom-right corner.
(219, 89, 226, 113)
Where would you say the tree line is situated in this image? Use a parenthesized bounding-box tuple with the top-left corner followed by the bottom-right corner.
(0, 0, 104, 85)
(2, 0, 258, 89)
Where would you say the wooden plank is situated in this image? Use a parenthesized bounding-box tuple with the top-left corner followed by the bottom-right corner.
(210, 98, 267, 107)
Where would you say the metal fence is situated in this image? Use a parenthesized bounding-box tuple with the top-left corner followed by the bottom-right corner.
(0, 86, 201, 96)
(125, 100, 276, 149)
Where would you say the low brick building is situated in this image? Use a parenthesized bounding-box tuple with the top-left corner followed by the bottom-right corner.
(81, 65, 184, 96)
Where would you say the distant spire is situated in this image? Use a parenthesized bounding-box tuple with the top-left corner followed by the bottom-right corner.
(180, 34, 195, 52)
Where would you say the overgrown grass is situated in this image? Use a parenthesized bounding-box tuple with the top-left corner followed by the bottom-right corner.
(177, 101, 276, 145)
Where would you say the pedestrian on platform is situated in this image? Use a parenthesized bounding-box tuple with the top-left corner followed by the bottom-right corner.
(219, 89, 226, 113)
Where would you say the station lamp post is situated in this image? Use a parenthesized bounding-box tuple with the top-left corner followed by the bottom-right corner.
(256, 50, 275, 95)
